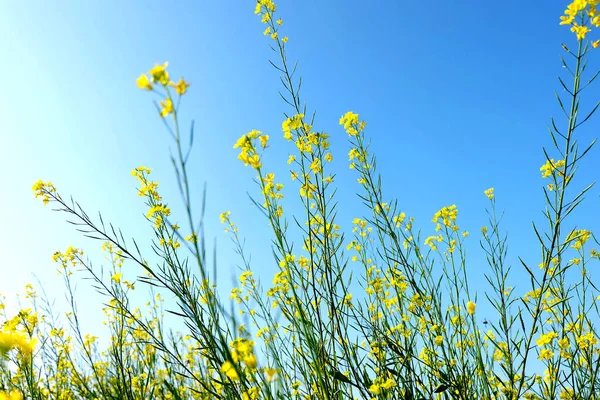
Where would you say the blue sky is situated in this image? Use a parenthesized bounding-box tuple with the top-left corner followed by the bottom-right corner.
(1, 0, 599, 352)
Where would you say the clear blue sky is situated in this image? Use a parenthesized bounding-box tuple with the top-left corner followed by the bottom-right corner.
(1, 0, 599, 344)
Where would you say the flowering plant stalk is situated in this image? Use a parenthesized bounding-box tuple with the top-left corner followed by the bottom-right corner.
(1, 1, 600, 399)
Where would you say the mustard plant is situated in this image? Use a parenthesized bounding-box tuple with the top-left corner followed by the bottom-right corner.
(1, 1, 599, 399)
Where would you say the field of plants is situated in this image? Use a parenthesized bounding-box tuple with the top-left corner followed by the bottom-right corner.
(2, 1, 600, 399)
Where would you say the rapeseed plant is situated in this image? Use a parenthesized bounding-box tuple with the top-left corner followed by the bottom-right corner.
(1, 0, 599, 399)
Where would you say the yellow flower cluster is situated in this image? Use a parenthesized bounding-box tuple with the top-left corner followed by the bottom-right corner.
(297, 132, 327, 155)
(267, 269, 291, 309)
(220, 338, 259, 380)
(131, 166, 171, 228)
(254, 0, 276, 20)
(231, 338, 258, 368)
(136, 62, 190, 118)
(220, 211, 231, 223)
(536, 331, 559, 347)
(261, 173, 284, 212)
(369, 373, 396, 395)
(32, 180, 57, 205)
(424, 234, 443, 251)
(136, 62, 190, 94)
(560, 0, 600, 43)
(255, 0, 288, 42)
(230, 271, 256, 306)
(146, 204, 171, 229)
(219, 211, 240, 234)
(540, 158, 566, 179)
(0, 329, 35, 356)
(0, 391, 22, 400)
(351, 217, 372, 237)
(132, 166, 161, 201)
(282, 114, 303, 140)
(339, 111, 366, 137)
(392, 212, 406, 227)
(575, 330, 599, 349)
(158, 237, 180, 249)
(281, 114, 334, 206)
(466, 300, 476, 315)
(234, 129, 267, 169)
(432, 204, 459, 231)
(285, 116, 330, 157)
(102, 243, 133, 289)
(348, 148, 368, 164)
(52, 246, 84, 268)
(102, 241, 126, 271)
(566, 229, 591, 250)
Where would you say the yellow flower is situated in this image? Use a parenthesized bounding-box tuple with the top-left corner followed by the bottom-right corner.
(537, 331, 558, 347)
(560, 0, 587, 26)
(560, 15, 574, 25)
(259, 135, 269, 148)
(540, 158, 566, 178)
(339, 111, 361, 136)
(136, 74, 153, 90)
(242, 388, 260, 400)
(32, 180, 57, 205)
(264, 367, 278, 383)
(0, 331, 35, 356)
(149, 62, 169, 85)
(185, 233, 198, 243)
(220, 211, 231, 223)
(467, 301, 476, 315)
(243, 353, 258, 369)
(424, 236, 440, 251)
(369, 383, 382, 395)
(309, 158, 321, 174)
(147, 204, 171, 219)
(0, 390, 23, 400)
(132, 166, 151, 177)
(169, 78, 191, 95)
(566, 229, 591, 250)
(111, 273, 122, 284)
(221, 361, 239, 380)
(432, 204, 458, 228)
(381, 377, 396, 390)
(248, 154, 262, 169)
(571, 23, 591, 40)
(484, 330, 496, 341)
(484, 187, 494, 199)
(160, 97, 174, 118)
(538, 348, 554, 360)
